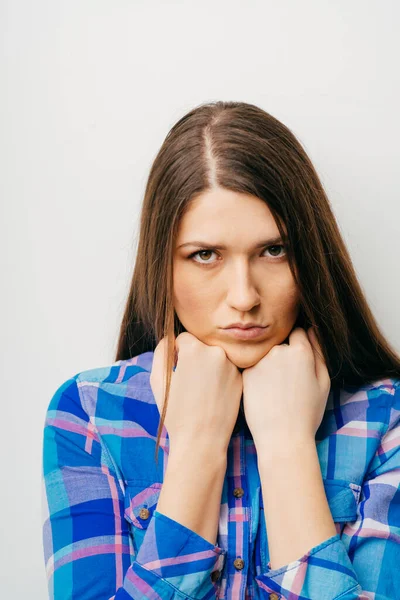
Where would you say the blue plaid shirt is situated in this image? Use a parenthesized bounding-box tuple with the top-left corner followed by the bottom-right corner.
(41, 351, 400, 599)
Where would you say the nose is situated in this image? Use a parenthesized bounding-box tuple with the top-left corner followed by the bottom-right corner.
(225, 261, 261, 311)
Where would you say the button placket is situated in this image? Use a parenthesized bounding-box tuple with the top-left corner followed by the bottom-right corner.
(227, 432, 250, 591)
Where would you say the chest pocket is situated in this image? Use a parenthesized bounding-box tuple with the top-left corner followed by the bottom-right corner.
(257, 477, 361, 572)
(322, 477, 361, 523)
(123, 480, 162, 554)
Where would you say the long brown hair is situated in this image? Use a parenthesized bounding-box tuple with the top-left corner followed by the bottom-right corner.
(114, 100, 400, 462)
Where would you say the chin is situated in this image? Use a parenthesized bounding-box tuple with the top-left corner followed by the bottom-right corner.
(198, 337, 274, 369)
(233, 358, 260, 371)
(223, 345, 269, 370)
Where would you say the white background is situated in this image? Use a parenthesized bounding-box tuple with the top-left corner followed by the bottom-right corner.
(1, 1, 399, 597)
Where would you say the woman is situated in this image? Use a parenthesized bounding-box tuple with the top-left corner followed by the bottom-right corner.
(42, 101, 400, 599)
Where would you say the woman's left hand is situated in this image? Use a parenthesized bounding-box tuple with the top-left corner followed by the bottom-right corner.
(242, 326, 331, 449)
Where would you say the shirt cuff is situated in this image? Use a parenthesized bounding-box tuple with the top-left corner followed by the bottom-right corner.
(255, 534, 363, 599)
(129, 510, 226, 599)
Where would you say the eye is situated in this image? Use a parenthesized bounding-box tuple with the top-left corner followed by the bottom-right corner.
(188, 245, 287, 266)
(188, 249, 218, 264)
(265, 244, 286, 258)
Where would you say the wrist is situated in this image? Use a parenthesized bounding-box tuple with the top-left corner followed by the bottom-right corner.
(255, 435, 316, 469)
(168, 441, 228, 471)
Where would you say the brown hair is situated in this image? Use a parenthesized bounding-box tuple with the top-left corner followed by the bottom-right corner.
(114, 100, 400, 462)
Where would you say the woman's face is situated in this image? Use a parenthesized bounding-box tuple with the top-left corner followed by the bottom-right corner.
(172, 188, 301, 369)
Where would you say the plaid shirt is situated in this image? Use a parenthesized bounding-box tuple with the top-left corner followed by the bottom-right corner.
(41, 351, 400, 599)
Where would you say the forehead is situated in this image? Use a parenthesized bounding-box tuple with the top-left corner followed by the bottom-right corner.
(176, 189, 283, 244)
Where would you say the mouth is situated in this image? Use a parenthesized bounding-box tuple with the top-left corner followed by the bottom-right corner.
(220, 326, 268, 340)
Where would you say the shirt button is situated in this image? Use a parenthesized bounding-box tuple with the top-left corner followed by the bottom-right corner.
(233, 487, 244, 498)
(139, 508, 150, 519)
(210, 569, 221, 582)
(233, 558, 245, 570)
(269, 594, 281, 600)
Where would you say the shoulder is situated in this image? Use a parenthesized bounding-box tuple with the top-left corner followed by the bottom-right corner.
(325, 376, 399, 430)
(318, 376, 399, 454)
(75, 350, 155, 387)
(46, 350, 156, 419)
(43, 351, 159, 484)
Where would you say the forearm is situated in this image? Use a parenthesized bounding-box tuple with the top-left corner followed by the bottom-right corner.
(257, 437, 337, 570)
(156, 443, 228, 546)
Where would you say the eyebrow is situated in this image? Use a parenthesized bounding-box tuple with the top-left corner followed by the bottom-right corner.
(177, 235, 285, 250)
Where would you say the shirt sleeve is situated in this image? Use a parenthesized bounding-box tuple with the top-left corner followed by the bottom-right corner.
(254, 382, 400, 600)
(42, 377, 225, 600)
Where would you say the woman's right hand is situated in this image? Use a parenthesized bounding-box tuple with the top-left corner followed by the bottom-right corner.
(150, 332, 243, 454)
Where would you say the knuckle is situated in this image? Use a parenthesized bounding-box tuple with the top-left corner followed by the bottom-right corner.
(175, 332, 199, 358)
(176, 332, 196, 346)
(268, 345, 280, 357)
(210, 344, 227, 361)
(294, 343, 313, 359)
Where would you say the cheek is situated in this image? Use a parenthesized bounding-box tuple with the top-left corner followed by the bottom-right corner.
(284, 285, 300, 308)
(173, 270, 211, 312)
(174, 285, 199, 310)
(266, 277, 300, 314)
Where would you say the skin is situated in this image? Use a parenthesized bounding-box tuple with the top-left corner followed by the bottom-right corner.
(172, 187, 301, 370)
(171, 187, 336, 569)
